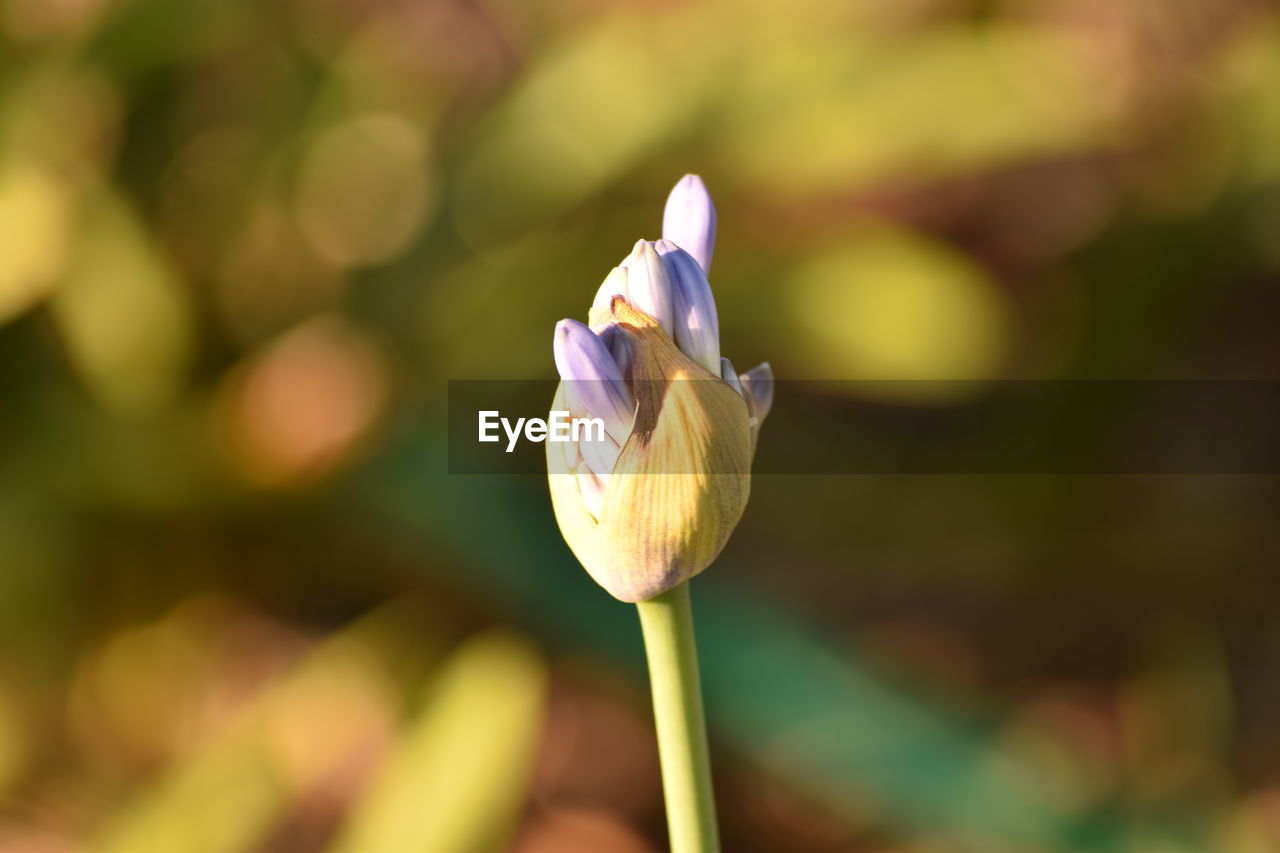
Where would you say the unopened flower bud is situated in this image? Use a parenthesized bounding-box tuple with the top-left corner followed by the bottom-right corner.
(548, 299, 751, 601)
(548, 175, 772, 602)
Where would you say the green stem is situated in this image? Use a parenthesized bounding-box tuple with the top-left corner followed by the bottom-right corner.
(636, 581, 720, 853)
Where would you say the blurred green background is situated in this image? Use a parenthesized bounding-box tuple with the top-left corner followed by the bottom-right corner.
(3, 0, 1280, 850)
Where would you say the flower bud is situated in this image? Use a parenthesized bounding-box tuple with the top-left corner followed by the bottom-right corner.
(549, 174, 770, 602)
(548, 298, 751, 602)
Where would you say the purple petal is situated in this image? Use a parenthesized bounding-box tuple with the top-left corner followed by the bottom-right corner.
(656, 239, 720, 374)
(597, 324, 634, 380)
(553, 319, 634, 442)
(662, 174, 716, 273)
(619, 240, 675, 335)
(720, 357, 745, 396)
(740, 361, 774, 421)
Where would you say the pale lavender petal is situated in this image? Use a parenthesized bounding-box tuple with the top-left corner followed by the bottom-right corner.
(597, 324, 634, 381)
(740, 362, 773, 421)
(619, 240, 675, 335)
(590, 265, 630, 331)
(656, 239, 720, 374)
(554, 319, 634, 441)
(720, 357, 745, 397)
(662, 174, 716, 273)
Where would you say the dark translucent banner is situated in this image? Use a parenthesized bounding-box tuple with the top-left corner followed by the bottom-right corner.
(447, 380, 1280, 475)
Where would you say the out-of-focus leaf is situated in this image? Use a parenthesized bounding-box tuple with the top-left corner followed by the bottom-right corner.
(452, 8, 722, 245)
(1215, 790, 1280, 853)
(94, 603, 423, 853)
(294, 113, 434, 268)
(1214, 19, 1280, 184)
(1, 65, 120, 175)
(333, 630, 547, 853)
(788, 225, 1008, 397)
(97, 729, 283, 853)
(49, 190, 193, 416)
(1120, 623, 1233, 812)
(716, 23, 1114, 193)
(0, 163, 72, 325)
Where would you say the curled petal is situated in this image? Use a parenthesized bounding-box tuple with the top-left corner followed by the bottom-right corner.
(657, 239, 720, 375)
(662, 174, 716, 273)
(740, 362, 774, 423)
(618, 241, 675, 336)
(720, 357, 745, 397)
(553, 319, 634, 443)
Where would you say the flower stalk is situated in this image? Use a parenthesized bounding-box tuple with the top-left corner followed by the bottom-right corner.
(636, 582, 719, 853)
